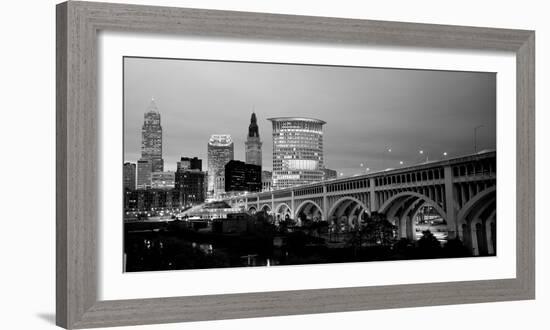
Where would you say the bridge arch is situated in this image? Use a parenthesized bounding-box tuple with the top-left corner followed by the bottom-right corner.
(457, 186, 496, 226)
(327, 196, 369, 231)
(485, 209, 496, 255)
(247, 206, 257, 214)
(295, 200, 324, 222)
(456, 186, 496, 256)
(379, 191, 447, 222)
(273, 202, 293, 221)
(237, 199, 245, 208)
(260, 204, 272, 213)
(395, 199, 426, 240)
(378, 191, 447, 241)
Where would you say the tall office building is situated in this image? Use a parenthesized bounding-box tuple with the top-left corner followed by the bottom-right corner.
(140, 99, 164, 172)
(245, 113, 262, 167)
(175, 156, 206, 206)
(224, 160, 261, 193)
(175, 168, 206, 207)
(136, 159, 152, 190)
(207, 134, 234, 197)
(137, 99, 164, 189)
(123, 162, 136, 190)
(268, 117, 326, 190)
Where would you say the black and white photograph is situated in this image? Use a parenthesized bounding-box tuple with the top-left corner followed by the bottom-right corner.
(123, 56, 497, 272)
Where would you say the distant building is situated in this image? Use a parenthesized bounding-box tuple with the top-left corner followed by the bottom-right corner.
(261, 170, 272, 192)
(225, 160, 261, 193)
(207, 134, 234, 197)
(136, 159, 152, 190)
(224, 160, 245, 192)
(175, 162, 207, 207)
(124, 189, 138, 211)
(245, 164, 262, 192)
(268, 117, 326, 190)
(151, 171, 175, 190)
(136, 99, 164, 189)
(140, 99, 164, 172)
(177, 156, 202, 171)
(123, 162, 136, 190)
(124, 189, 180, 215)
(322, 168, 337, 180)
(245, 113, 262, 167)
(212, 213, 253, 234)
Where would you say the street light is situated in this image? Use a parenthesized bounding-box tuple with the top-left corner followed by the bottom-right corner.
(443, 152, 448, 157)
(474, 125, 485, 153)
(399, 161, 404, 165)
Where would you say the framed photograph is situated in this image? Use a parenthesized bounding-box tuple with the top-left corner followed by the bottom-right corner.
(56, 1, 535, 328)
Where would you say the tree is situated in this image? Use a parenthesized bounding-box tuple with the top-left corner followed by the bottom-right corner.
(367, 212, 397, 246)
(417, 230, 442, 257)
(443, 238, 471, 257)
(393, 238, 415, 258)
(348, 212, 396, 248)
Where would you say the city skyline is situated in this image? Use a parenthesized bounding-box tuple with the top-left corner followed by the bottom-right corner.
(122, 56, 498, 271)
(124, 57, 496, 176)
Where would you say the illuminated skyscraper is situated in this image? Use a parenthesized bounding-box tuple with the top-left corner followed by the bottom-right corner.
(140, 99, 164, 172)
(136, 99, 164, 189)
(207, 134, 234, 197)
(268, 117, 326, 190)
(245, 113, 262, 167)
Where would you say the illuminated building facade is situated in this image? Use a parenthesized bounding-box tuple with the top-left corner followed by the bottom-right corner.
(140, 99, 164, 172)
(150, 171, 175, 190)
(137, 99, 164, 189)
(207, 134, 234, 197)
(268, 117, 326, 190)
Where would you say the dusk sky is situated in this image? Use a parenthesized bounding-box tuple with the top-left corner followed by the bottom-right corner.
(123, 57, 496, 175)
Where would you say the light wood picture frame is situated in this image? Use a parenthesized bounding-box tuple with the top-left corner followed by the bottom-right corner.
(56, 1, 535, 328)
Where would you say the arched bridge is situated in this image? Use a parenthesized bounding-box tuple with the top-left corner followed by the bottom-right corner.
(227, 151, 496, 256)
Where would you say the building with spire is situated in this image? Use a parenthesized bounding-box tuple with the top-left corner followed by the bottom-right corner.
(245, 113, 262, 167)
(137, 98, 164, 189)
(207, 134, 234, 198)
